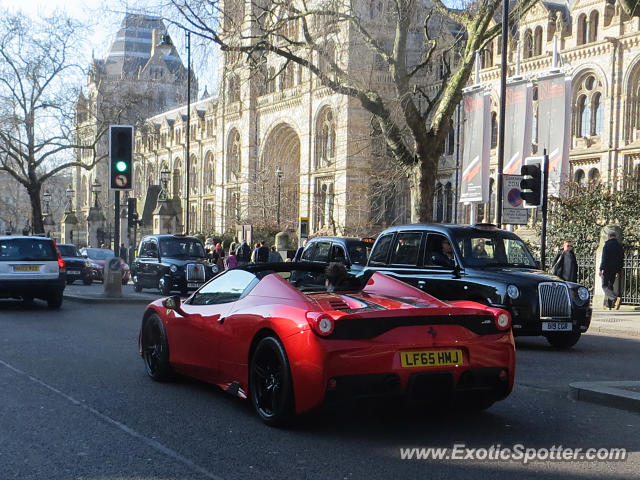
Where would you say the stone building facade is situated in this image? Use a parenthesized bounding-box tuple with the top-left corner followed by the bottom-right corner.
(71, 13, 190, 247)
(70, 1, 640, 247)
(435, 0, 640, 224)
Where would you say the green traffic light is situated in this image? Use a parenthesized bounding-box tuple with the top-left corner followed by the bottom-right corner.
(116, 160, 127, 172)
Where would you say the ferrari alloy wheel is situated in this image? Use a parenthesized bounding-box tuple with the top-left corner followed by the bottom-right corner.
(250, 336, 294, 427)
(546, 332, 581, 349)
(141, 314, 172, 381)
(158, 278, 171, 296)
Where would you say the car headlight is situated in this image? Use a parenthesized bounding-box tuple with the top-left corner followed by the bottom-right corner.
(169, 265, 178, 273)
(506, 284, 520, 299)
(578, 286, 590, 301)
(91, 262, 100, 269)
(211, 265, 219, 274)
(85, 261, 92, 268)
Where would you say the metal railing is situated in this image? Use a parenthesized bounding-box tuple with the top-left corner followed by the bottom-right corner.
(544, 252, 640, 305)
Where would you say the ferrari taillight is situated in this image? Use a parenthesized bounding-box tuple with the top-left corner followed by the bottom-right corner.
(306, 312, 335, 336)
(494, 311, 511, 330)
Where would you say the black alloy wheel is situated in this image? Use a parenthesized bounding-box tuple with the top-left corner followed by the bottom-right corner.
(546, 332, 581, 349)
(249, 336, 294, 427)
(141, 314, 172, 381)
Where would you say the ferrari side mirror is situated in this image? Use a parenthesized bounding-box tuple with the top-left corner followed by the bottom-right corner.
(162, 295, 185, 316)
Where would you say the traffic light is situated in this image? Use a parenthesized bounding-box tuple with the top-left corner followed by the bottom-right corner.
(109, 125, 134, 190)
(127, 197, 137, 229)
(520, 158, 543, 207)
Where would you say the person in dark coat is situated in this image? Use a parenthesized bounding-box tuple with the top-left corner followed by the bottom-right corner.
(255, 242, 269, 263)
(599, 231, 624, 310)
(235, 240, 251, 266)
(552, 240, 578, 283)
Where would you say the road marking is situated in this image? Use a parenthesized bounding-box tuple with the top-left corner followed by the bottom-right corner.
(0, 358, 225, 480)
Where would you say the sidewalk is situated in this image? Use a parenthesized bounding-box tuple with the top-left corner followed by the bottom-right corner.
(588, 304, 640, 338)
(63, 281, 164, 304)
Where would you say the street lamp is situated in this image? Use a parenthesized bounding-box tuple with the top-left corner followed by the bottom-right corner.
(91, 179, 101, 208)
(275, 166, 283, 227)
(157, 30, 191, 233)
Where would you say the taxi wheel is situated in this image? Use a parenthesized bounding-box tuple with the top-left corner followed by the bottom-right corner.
(546, 332, 581, 349)
(141, 314, 172, 381)
(249, 336, 294, 427)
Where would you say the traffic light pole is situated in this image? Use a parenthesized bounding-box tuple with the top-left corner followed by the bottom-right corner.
(114, 191, 120, 257)
(540, 149, 550, 270)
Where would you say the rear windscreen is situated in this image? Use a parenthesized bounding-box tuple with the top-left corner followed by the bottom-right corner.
(0, 238, 57, 261)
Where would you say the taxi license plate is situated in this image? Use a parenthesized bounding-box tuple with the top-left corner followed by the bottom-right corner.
(14, 265, 40, 272)
(400, 349, 463, 368)
(542, 321, 572, 331)
(187, 282, 202, 288)
(67, 270, 81, 275)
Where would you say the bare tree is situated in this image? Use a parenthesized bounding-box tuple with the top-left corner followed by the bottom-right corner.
(0, 11, 108, 235)
(137, 0, 536, 222)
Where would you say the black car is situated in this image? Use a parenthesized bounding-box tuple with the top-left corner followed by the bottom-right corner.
(295, 236, 372, 273)
(131, 234, 219, 295)
(58, 244, 93, 285)
(365, 224, 592, 348)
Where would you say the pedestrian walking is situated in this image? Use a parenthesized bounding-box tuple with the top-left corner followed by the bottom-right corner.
(235, 240, 251, 266)
(255, 242, 269, 263)
(224, 252, 238, 270)
(552, 240, 578, 283)
(599, 231, 624, 310)
(268, 245, 282, 263)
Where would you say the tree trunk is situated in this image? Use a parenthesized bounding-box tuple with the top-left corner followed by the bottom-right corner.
(410, 148, 440, 223)
(27, 183, 44, 235)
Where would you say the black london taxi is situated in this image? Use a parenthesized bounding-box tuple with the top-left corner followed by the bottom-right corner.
(131, 234, 219, 295)
(364, 224, 592, 348)
(295, 236, 372, 273)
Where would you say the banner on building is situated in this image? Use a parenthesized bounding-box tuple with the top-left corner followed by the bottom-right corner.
(460, 89, 491, 203)
(537, 74, 572, 196)
(503, 81, 533, 176)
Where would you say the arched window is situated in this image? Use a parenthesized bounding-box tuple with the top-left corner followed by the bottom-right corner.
(523, 29, 533, 59)
(172, 160, 182, 198)
(227, 130, 241, 181)
(315, 108, 336, 169)
(579, 96, 590, 137)
(588, 168, 600, 185)
(589, 11, 599, 43)
(577, 14, 588, 45)
(189, 155, 198, 194)
(593, 92, 603, 136)
(446, 122, 455, 155)
(491, 111, 498, 149)
(434, 183, 444, 223)
(227, 75, 240, 103)
(444, 183, 453, 223)
(574, 169, 585, 187)
(573, 74, 604, 140)
(204, 152, 215, 191)
(534, 26, 543, 56)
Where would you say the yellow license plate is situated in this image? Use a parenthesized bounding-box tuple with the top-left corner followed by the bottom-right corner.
(14, 265, 40, 272)
(400, 349, 463, 368)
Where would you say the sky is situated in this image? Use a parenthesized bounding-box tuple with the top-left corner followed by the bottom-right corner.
(1, 0, 218, 98)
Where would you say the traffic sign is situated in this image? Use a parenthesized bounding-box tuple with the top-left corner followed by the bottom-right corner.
(502, 175, 527, 225)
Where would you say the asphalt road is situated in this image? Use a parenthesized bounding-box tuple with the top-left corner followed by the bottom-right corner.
(0, 299, 638, 480)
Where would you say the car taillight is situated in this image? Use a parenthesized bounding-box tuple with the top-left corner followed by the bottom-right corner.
(52, 240, 65, 270)
(494, 310, 511, 330)
(306, 312, 335, 336)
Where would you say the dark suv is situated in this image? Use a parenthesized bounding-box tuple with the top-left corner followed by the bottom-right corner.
(296, 237, 371, 273)
(58, 244, 92, 285)
(365, 224, 592, 348)
(131, 234, 218, 295)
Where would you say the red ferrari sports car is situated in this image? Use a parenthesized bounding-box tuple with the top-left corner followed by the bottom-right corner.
(139, 263, 515, 426)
